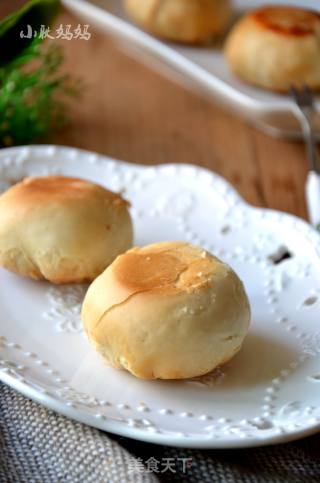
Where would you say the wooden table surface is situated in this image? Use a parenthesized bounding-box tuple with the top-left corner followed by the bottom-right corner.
(53, 10, 316, 222)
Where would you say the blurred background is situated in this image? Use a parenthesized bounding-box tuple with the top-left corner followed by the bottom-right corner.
(0, 0, 318, 221)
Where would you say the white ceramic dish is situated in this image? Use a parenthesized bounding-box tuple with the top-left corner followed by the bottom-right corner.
(0, 145, 320, 449)
(62, 0, 320, 138)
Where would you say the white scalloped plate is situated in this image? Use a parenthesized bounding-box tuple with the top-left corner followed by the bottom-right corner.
(0, 145, 319, 449)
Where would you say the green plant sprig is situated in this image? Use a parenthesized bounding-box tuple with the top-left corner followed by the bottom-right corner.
(0, 41, 81, 147)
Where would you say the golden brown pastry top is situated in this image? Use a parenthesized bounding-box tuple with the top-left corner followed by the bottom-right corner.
(112, 242, 227, 295)
(81, 241, 250, 379)
(252, 5, 320, 37)
(3, 176, 129, 208)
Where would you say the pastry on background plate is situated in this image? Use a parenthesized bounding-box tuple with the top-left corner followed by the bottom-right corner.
(0, 176, 133, 284)
(123, 0, 232, 44)
(82, 241, 251, 380)
(225, 5, 320, 92)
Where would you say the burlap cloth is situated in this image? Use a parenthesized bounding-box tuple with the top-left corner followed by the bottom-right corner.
(1, 383, 319, 483)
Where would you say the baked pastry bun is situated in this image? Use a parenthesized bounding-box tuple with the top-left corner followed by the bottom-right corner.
(0, 176, 133, 284)
(225, 5, 320, 92)
(124, 0, 232, 44)
(82, 241, 250, 380)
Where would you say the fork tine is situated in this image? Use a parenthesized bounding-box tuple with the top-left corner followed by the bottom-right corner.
(303, 84, 315, 108)
(290, 84, 302, 107)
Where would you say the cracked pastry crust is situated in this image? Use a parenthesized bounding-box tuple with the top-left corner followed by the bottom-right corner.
(225, 5, 320, 92)
(123, 0, 232, 44)
(0, 176, 133, 284)
(81, 241, 251, 379)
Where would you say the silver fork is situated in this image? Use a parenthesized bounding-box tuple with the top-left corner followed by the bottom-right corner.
(290, 85, 320, 230)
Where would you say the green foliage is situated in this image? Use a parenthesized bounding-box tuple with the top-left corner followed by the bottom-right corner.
(0, 0, 81, 147)
(0, 0, 60, 66)
(0, 41, 81, 147)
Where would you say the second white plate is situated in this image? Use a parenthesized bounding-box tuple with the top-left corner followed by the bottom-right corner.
(63, 0, 320, 138)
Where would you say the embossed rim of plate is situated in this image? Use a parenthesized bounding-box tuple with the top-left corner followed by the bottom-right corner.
(1, 369, 319, 449)
(0, 145, 319, 449)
